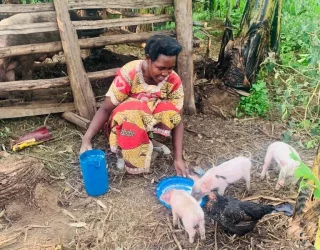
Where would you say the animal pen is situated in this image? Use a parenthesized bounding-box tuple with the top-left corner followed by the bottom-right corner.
(0, 0, 195, 125)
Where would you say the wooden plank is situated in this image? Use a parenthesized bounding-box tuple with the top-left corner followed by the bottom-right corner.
(54, 0, 96, 120)
(0, 0, 173, 15)
(73, 15, 174, 30)
(174, 0, 196, 114)
(0, 3, 54, 15)
(68, 0, 173, 9)
(0, 22, 58, 35)
(0, 68, 119, 92)
(0, 15, 174, 35)
(0, 102, 76, 119)
(0, 30, 174, 58)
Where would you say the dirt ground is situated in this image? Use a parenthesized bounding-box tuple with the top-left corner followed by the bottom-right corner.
(0, 94, 317, 250)
(0, 27, 318, 250)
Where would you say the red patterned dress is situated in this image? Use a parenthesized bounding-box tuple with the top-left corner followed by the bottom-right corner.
(105, 60, 184, 174)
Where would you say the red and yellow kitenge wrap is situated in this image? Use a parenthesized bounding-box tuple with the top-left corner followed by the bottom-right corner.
(105, 60, 184, 174)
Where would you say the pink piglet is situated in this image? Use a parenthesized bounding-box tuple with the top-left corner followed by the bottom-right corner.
(160, 189, 206, 244)
(191, 156, 252, 201)
(260, 141, 301, 190)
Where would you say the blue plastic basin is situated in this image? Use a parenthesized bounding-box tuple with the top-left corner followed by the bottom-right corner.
(156, 176, 208, 209)
(79, 149, 109, 196)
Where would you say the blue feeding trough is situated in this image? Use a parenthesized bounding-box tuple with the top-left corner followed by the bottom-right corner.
(156, 176, 208, 209)
(79, 149, 109, 197)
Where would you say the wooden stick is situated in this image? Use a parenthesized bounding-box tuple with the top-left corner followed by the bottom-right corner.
(61, 112, 91, 129)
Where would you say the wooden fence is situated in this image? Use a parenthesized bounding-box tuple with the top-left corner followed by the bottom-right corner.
(0, 0, 195, 123)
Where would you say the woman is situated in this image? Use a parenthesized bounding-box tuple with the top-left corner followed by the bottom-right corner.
(80, 34, 187, 176)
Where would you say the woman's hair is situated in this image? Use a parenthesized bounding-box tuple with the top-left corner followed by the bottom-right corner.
(145, 34, 182, 62)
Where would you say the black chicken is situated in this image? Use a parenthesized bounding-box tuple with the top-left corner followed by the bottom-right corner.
(205, 192, 293, 236)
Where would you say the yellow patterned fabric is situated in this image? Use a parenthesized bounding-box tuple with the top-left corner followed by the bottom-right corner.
(105, 60, 184, 174)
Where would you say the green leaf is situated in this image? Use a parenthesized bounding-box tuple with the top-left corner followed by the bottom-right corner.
(314, 188, 320, 199)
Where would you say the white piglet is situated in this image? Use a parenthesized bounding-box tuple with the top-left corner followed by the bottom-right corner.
(160, 189, 206, 244)
(191, 156, 252, 201)
(260, 141, 301, 190)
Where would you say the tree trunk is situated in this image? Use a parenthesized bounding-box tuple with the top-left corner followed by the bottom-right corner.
(0, 155, 43, 205)
(217, 0, 282, 90)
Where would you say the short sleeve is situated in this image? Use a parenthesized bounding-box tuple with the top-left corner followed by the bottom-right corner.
(105, 71, 131, 106)
(167, 74, 184, 111)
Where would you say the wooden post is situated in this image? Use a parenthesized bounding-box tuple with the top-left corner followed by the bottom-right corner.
(53, 0, 96, 120)
(174, 0, 196, 114)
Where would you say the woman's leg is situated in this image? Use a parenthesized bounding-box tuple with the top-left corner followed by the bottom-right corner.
(107, 100, 157, 174)
(151, 101, 182, 154)
(152, 101, 182, 137)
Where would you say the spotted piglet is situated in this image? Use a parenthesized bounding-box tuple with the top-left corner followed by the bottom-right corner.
(260, 141, 301, 190)
(160, 189, 206, 244)
(191, 156, 252, 201)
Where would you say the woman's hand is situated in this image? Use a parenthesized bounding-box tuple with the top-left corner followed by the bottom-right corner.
(79, 138, 92, 155)
(78, 97, 116, 155)
(174, 158, 188, 177)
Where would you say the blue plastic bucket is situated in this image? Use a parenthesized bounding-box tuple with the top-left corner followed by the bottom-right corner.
(79, 149, 109, 196)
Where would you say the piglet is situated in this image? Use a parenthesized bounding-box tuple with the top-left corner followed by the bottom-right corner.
(160, 189, 206, 244)
(191, 156, 252, 201)
(260, 141, 301, 190)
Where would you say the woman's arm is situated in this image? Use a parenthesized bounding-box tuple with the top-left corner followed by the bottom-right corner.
(172, 111, 188, 177)
(80, 97, 116, 154)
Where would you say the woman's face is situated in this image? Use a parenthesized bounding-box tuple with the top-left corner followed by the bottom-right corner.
(147, 54, 176, 84)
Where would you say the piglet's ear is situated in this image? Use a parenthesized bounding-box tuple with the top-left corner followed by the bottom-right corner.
(200, 182, 211, 194)
(160, 191, 171, 203)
